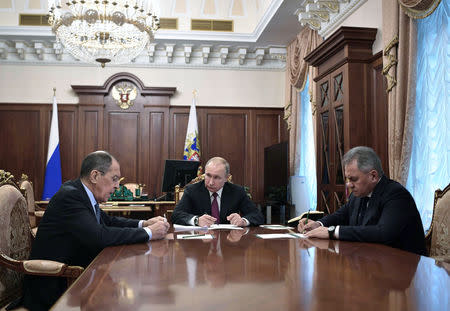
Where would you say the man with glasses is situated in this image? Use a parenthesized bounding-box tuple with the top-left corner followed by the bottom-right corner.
(23, 151, 169, 311)
(298, 146, 426, 255)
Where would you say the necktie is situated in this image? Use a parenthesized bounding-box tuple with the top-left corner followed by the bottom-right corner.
(94, 203, 101, 224)
(357, 197, 369, 225)
(211, 192, 220, 224)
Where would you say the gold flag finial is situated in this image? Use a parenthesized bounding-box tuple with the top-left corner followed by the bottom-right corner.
(192, 89, 198, 97)
(53, 87, 56, 96)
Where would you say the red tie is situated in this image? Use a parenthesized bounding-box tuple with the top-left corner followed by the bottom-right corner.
(211, 192, 220, 224)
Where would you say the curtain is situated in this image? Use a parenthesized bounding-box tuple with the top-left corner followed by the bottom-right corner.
(285, 28, 322, 176)
(406, 0, 449, 231)
(382, 0, 442, 185)
(382, 0, 417, 185)
(298, 76, 317, 211)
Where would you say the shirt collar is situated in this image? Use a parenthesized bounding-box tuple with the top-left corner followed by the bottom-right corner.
(81, 181, 98, 208)
(209, 187, 223, 198)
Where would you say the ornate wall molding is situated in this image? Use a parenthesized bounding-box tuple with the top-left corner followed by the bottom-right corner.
(295, 0, 368, 38)
(0, 26, 287, 70)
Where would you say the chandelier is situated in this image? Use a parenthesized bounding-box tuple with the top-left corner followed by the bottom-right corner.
(47, 0, 160, 67)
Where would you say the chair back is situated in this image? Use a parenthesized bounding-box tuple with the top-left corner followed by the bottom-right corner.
(18, 174, 37, 228)
(429, 183, 450, 260)
(0, 170, 32, 307)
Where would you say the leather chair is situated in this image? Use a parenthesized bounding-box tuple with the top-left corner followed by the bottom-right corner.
(426, 183, 450, 261)
(18, 174, 45, 237)
(0, 170, 84, 309)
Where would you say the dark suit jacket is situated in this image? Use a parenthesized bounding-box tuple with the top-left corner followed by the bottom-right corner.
(318, 176, 426, 255)
(23, 179, 149, 311)
(171, 181, 264, 226)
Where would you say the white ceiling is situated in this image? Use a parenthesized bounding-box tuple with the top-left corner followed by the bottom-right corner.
(0, 0, 305, 68)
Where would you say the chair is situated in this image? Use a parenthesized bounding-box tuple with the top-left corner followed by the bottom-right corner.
(18, 174, 45, 237)
(0, 170, 84, 309)
(426, 183, 450, 261)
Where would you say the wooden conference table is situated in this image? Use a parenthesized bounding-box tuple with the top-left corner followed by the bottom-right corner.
(51, 227, 449, 311)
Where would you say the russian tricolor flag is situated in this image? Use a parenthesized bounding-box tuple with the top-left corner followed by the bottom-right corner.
(42, 94, 62, 200)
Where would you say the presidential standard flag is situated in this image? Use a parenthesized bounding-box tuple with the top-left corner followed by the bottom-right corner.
(183, 93, 201, 161)
(42, 94, 62, 200)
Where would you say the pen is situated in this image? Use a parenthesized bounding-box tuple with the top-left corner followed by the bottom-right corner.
(163, 213, 167, 222)
(303, 209, 311, 234)
(305, 209, 310, 225)
(182, 234, 207, 239)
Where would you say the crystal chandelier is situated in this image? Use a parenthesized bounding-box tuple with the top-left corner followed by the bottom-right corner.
(47, 0, 160, 67)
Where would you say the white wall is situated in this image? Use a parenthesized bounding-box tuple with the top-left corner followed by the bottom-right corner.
(0, 65, 285, 107)
(330, 0, 383, 54)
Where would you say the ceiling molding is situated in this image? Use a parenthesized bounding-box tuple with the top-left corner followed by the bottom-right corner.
(296, 0, 368, 38)
(0, 31, 286, 70)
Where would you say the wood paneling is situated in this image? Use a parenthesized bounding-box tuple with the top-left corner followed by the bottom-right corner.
(254, 112, 284, 202)
(106, 112, 140, 182)
(58, 107, 77, 182)
(0, 73, 286, 203)
(368, 52, 389, 177)
(205, 112, 247, 186)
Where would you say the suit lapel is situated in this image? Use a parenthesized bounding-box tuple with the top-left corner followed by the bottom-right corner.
(361, 176, 387, 225)
(74, 179, 98, 220)
(199, 182, 212, 215)
(219, 183, 231, 222)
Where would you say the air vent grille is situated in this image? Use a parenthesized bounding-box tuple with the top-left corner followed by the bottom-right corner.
(159, 18, 178, 30)
(19, 14, 50, 26)
(191, 19, 233, 32)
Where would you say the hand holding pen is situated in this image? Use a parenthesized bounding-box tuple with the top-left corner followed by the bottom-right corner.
(297, 210, 320, 233)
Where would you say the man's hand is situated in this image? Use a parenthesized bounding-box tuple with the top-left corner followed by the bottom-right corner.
(304, 226, 329, 239)
(198, 214, 217, 227)
(148, 220, 170, 240)
(227, 213, 247, 227)
(143, 216, 166, 227)
(297, 219, 320, 233)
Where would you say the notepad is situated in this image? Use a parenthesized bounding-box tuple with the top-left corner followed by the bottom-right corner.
(255, 233, 307, 239)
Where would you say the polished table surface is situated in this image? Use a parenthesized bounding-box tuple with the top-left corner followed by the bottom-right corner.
(51, 227, 449, 311)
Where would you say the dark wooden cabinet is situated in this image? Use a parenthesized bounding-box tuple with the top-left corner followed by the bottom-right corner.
(305, 27, 380, 214)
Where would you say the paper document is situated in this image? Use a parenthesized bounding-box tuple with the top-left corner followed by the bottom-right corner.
(177, 234, 214, 240)
(255, 233, 307, 239)
(173, 224, 208, 232)
(260, 225, 295, 230)
(209, 224, 244, 230)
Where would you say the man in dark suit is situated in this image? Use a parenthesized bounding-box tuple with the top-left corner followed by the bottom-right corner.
(22, 151, 169, 310)
(171, 157, 263, 227)
(298, 146, 426, 255)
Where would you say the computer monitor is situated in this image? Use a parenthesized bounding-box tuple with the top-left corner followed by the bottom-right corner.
(161, 159, 201, 194)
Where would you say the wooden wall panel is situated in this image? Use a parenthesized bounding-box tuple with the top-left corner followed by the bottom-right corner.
(147, 111, 167, 198)
(205, 112, 248, 186)
(0, 109, 44, 194)
(368, 52, 389, 176)
(254, 112, 284, 202)
(58, 108, 77, 182)
(169, 109, 189, 160)
(106, 112, 140, 182)
(80, 110, 101, 157)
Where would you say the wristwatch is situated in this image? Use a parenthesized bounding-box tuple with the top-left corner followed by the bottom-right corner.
(328, 226, 336, 240)
(194, 216, 199, 226)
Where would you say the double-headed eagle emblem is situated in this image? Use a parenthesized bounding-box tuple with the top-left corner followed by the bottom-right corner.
(112, 83, 137, 110)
